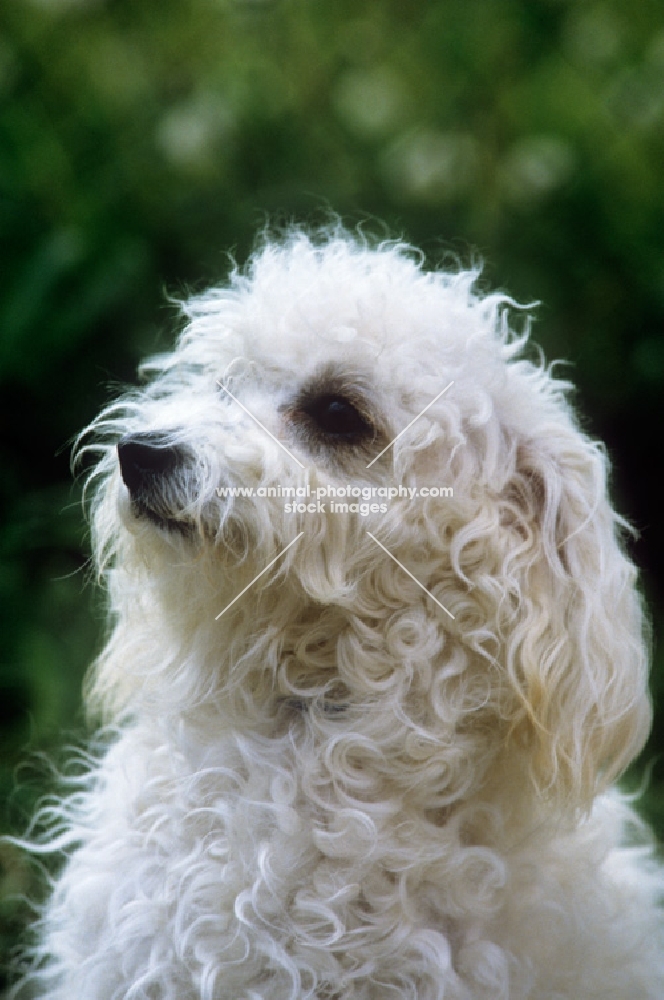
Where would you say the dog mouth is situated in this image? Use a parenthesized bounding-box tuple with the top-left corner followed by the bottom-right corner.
(118, 433, 193, 533)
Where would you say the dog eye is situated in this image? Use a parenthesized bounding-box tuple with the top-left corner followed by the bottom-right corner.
(302, 394, 372, 440)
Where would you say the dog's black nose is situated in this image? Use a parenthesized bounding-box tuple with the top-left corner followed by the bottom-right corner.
(117, 433, 182, 497)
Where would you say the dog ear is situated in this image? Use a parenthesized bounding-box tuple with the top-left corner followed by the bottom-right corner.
(496, 433, 651, 807)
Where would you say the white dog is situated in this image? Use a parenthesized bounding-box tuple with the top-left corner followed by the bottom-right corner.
(14, 227, 664, 998)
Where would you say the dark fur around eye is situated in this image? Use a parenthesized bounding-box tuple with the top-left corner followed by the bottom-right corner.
(301, 394, 373, 441)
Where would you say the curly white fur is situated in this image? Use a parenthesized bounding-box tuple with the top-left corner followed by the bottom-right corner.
(11, 226, 664, 998)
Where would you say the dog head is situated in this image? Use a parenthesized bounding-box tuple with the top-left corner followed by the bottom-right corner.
(81, 227, 650, 811)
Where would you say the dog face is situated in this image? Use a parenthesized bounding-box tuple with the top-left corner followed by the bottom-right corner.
(83, 229, 650, 812)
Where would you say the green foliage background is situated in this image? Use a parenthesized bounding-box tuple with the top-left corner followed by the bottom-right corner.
(1, 0, 663, 985)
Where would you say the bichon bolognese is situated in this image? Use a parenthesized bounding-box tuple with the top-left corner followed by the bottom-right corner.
(14, 227, 664, 998)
